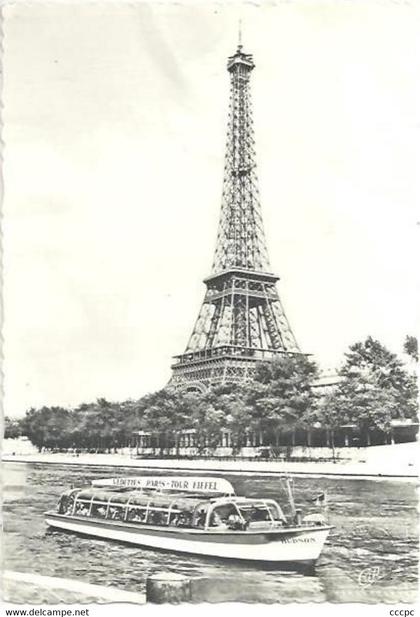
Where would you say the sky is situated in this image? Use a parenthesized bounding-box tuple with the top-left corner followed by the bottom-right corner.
(3, 1, 419, 417)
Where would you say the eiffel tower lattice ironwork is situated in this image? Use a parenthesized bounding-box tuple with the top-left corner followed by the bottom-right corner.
(170, 42, 302, 392)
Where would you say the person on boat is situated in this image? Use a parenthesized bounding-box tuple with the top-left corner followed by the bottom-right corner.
(209, 510, 223, 527)
(176, 511, 192, 527)
(174, 514, 183, 526)
(129, 508, 145, 522)
(170, 513, 180, 526)
(65, 495, 75, 514)
(126, 509, 135, 521)
(169, 507, 184, 526)
(58, 495, 68, 514)
(196, 509, 207, 528)
(227, 512, 243, 530)
(148, 510, 165, 525)
(140, 509, 148, 522)
(209, 510, 229, 530)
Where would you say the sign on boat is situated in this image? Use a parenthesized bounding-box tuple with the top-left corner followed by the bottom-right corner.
(45, 475, 332, 569)
(91, 476, 235, 495)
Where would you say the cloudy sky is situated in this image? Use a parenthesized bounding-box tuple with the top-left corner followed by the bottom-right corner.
(3, 1, 419, 417)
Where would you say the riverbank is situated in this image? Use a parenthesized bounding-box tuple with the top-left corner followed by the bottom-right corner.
(3, 445, 418, 480)
(3, 571, 146, 604)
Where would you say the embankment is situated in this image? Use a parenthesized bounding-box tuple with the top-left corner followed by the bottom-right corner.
(2, 442, 418, 480)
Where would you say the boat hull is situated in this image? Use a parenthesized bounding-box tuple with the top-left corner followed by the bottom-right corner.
(45, 512, 331, 564)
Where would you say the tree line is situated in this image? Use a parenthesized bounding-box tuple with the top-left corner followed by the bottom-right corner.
(5, 336, 418, 454)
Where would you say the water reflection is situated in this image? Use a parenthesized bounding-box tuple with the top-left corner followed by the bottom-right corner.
(3, 462, 418, 603)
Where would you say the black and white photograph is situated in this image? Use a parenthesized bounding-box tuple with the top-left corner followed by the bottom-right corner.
(2, 0, 419, 610)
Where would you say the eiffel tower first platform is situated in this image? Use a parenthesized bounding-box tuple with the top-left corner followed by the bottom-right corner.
(170, 41, 302, 392)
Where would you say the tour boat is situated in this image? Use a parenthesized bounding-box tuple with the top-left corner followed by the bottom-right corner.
(45, 476, 332, 568)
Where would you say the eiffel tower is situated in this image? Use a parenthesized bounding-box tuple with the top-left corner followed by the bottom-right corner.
(170, 40, 302, 392)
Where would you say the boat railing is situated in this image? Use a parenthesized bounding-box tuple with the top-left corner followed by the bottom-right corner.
(73, 499, 183, 514)
(202, 497, 286, 531)
(66, 488, 202, 527)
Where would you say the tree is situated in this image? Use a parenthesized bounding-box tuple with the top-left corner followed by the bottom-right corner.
(314, 391, 345, 459)
(21, 406, 75, 450)
(94, 398, 131, 452)
(327, 336, 418, 445)
(118, 399, 147, 448)
(404, 335, 418, 363)
(320, 376, 394, 448)
(4, 416, 23, 439)
(224, 393, 252, 451)
(244, 354, 319, 447)
(141, 388, 191, 454)
(191, 392, 228, 454)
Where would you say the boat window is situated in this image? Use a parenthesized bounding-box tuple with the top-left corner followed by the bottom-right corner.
(210, 504, 236, 520)
(147, 506, 167, 526)
(169, 509, 193, 528)
(235, 500, 282, 523)
(108, 505, 125, 520)
(208, 504, 241, 529)
(90, 504, 107, 518)
(75, 501, 90, 516)
(238, 506, 270, 523)
(126, 507, 147, 523)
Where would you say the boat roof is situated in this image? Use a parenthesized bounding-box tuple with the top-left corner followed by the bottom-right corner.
(72, 487, 280, 512)
(91, 476, 235, 496)
(74, 488, 209, 511)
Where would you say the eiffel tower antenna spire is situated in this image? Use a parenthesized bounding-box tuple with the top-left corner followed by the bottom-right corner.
(170, 39, 302, 392)
(238, 18, 242, 49)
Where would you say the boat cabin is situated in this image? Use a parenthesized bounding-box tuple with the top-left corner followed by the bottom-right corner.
(56, 476, 287, 531)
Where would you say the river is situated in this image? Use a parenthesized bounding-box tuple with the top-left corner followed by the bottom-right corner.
(3, 462, 418, 603)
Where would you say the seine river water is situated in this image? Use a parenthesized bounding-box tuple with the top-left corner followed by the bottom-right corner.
(3, 462, 418, 603)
